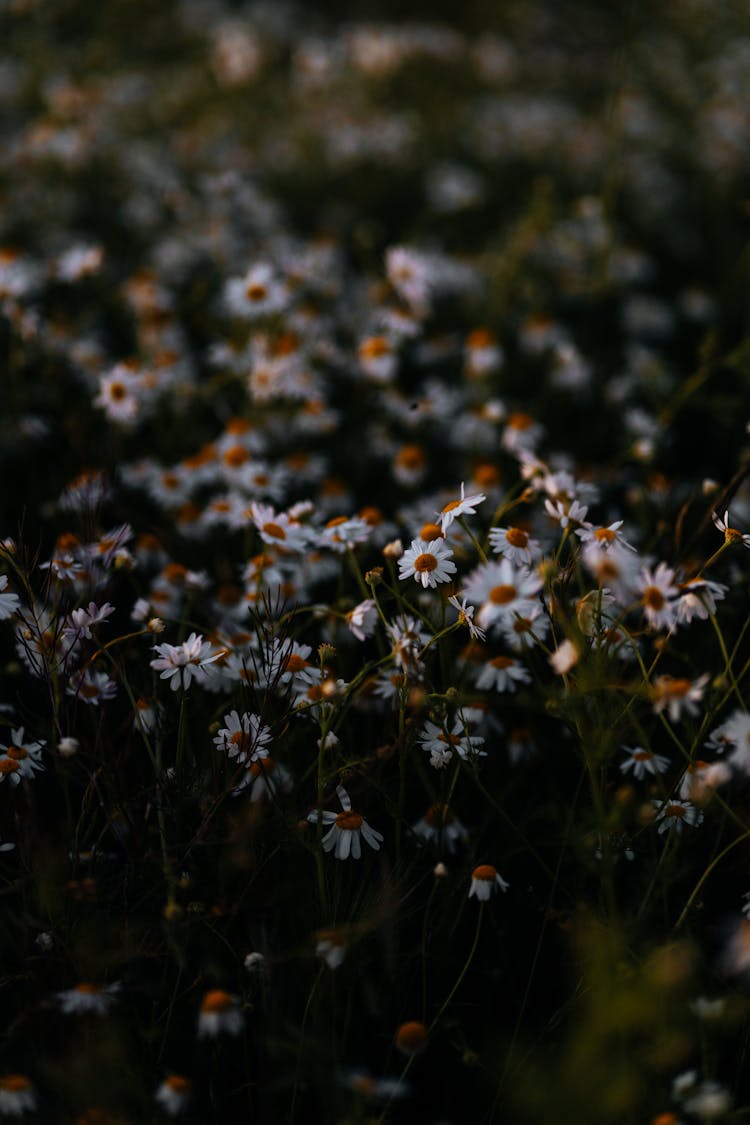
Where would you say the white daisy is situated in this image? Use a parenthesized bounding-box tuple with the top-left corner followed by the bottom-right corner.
(398, 538, 456, 589)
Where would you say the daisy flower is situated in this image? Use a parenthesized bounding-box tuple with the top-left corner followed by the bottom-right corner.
(315, 927, 348, 969)
(150, 633, 225, 691)
(543, 496, 588, 529)
(56, 981, 120, 1015)
(651, 674, 709, 722)
(398, 537, 456, 589)
(307, 785, 383, 860)
(462, 558, 542, 632)
(712, 509, 750, 548)
(638, 563, 680, 630)
(474, 653, 531, 692)
(213, 711, 271, 764)
(438, 481, 487, 534)
(346, 598, 378, 642)
(197, 990, 243, 1038)
(0, 576, 20, 620)
(0, 727, 45, 784)
(155, 1075, 192, 1117)
(468, 864, 509, 900)
(418, 718, 485, 761)
(675, 577, 727, 625)
(652, 798, 704, 834)
(411, 802, 468, 853)
(619, 746, 669, 779)
(447, 594, 485, 641)
(339, 1069, 410, 1101)
(488, 525, 542, 566)
(575, 520, 636, 552)
(0, 1074, 37, 1116)
(231, 756, 293, 800)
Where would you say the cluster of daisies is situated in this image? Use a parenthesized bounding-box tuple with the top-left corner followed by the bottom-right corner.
(3, 0, 750, 1121)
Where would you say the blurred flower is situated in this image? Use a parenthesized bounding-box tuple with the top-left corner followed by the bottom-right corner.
(0, 1074, 36, 1116)
(56, 981, 120, 1015)
(469, 864, 509, 900)
(155, 1075, 192, 1117)
(197, 990, 243, 1038)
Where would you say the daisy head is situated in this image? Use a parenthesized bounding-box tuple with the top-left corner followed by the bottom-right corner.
(398, 538, 456, 589)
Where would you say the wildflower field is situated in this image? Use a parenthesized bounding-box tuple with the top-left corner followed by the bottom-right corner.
(5, 0, 750, 1121)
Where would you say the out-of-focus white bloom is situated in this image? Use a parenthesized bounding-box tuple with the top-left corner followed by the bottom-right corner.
(468, 864, 509, 900)
(197, 990, 243, 1038)
(155, 1074, 192, 1117)
(0, 576, 20, 620)
(56, 981, 120, 1015)
(0, 1074, 37, 1115)
(651, 674, 709, 722)
(549, 639, 579, 675)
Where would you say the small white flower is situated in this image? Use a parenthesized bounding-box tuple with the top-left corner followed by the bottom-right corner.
(308, 786, 383, 860)
(468, 864, 509, 900)
(438, 481, 487, 534)
(652, 798, 703, 834)
(398, 538, 456, 589)
(712, 509, 750, 548)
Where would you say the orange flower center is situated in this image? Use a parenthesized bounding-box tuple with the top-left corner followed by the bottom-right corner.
(490, 656, 514, 669)
(394, 1020, 428, 1053)
(472, 864, 497, 881)
(201, 989, 234, 1013)
(6, 746, 27, 760)
(419, 523, 443, 542)
(282, 653, 309, 674)
(643, 587, 665, 611)
(594, 527, 617, 543)
(425, 802, 454, 827)
(335, 810, 364, 831)
(0, 1075, 31, 1092)
(262, 521, 286, 540)
(505, 527, 528, 548)
(413, 553, 438, 573)
(245, 282, 267, 301)
(0, 759, 20, 774)
(489, 584, 516, 605)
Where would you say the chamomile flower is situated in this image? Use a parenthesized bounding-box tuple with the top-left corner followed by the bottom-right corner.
(315, 927, 348, 969)
(0, 727, 45, 784)
(346, 598, 378, 641)
(438, 481, 487, 534)
(418, 718, 485, 761)
(652, 798, 704, 834)
(638, 563, 680, 630)
(150, 633, 224, 691)
(488, 525, 542, 566)
(712, 509, 750, 548)
(231, 756, 293, 800)
(447, 595, 485, 641)
(213, 711, 272, 763)
(411, 802, 468, 853)
(0, 1074, 37, 1116)
(651, 674, 709, 722)
(0, 576, 20, 620)
(474, 653, 532, 692)
(462, 558, 542, 632)
(620, 746, 669, 779)
(398, 537, 456, 589)
(197, 990, 243, 1038)
(56, 981, 120, 1015)
(468, 864, 509, 900)
(307, 785, 383, 860)
(155, 1075, 192, 1117)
